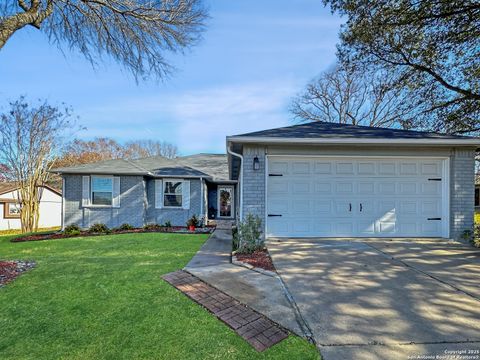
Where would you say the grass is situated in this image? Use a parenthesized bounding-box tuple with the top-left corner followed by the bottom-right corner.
(0, 232, 319, 360)
(0, 226, 60, 236)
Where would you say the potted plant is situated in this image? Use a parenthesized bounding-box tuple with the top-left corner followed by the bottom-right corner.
(186, 215, 199, 232)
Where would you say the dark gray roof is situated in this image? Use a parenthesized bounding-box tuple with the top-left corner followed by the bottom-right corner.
(52, 158, 149, 175)
(230, 121, 474, 140)
(178, 154, 230, 181)
(52, 154, 230, 181)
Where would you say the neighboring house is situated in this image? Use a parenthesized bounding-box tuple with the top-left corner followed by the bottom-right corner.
(0, 183, 62, 230)
(53, 154, 236, 229)
(55, 122, 480, 241)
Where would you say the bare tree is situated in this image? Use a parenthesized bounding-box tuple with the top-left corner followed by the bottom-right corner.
(291, 63, 414, 128)
(0, 1, 207, 79)
(0, 97, 72, 233)
(124, 140, 178, 159)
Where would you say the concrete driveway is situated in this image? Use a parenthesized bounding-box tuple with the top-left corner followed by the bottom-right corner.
(268, 238, 480, 360)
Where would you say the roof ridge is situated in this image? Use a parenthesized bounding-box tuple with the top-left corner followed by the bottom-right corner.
(123, 158, 152, 173)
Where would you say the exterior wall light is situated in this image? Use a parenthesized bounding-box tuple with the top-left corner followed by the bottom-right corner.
(253, 156, 260, 171)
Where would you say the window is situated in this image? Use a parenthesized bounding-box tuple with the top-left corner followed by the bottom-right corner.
(476, 187, 480, 207)
(91, 176, 113, 206)
(4, 202, 21, 219)
(164, 181, 182, 207)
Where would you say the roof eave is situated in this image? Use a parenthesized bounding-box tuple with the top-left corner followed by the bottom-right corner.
(227, 136, 480, 146)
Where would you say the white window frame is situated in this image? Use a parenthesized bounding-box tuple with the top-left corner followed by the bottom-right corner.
(163, 179, 183, 208)
(217, 185, 234, 219)
(90, 175, 114, 207)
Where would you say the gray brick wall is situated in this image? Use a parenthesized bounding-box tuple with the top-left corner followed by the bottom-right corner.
(242, 145, 266, 228)
(145, 178, 203, 226)
(64, 175, 146, 229)
(450, 148, 475, 241)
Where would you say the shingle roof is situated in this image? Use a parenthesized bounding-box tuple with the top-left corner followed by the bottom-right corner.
(0, 182, 17, 195)
(230, 121, 474, 140)
(0, 182, 61, 196)
(51, 154, 231, 181)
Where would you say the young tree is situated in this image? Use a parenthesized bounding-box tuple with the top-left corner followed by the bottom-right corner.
(0, 0, 207, 79)
(0, 97, 72, 233)
(323, 0, 480, 133)
(291, 63, 413, 128)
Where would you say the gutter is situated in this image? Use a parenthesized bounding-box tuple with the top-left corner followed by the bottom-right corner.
(227, 144, 243, 221)
(226, 136, 480, 146)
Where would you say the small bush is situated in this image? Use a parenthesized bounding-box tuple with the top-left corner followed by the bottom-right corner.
(186, 215, 199, 228)
(234, 213, 263, 254)
(88, 223, 110, 234)
(144, 223, 162, 231)
(232, 226, 239, 251)
(118, 223, 134, 231)
(164, 220, 172, 228)
(473, 225, 480, 248)
(64, 224, 81, 236)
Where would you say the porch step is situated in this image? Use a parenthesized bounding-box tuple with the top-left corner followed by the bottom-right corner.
(208, 219, 235, 230)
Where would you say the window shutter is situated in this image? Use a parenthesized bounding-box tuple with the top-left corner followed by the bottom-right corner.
(112, 177, 120, 208)
(82, 176, 90, 207)
(182, 180, 190, 210)
(155, 179, 163, 209)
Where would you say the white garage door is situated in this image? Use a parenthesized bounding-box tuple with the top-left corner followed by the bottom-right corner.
(266, 156, 448, 238)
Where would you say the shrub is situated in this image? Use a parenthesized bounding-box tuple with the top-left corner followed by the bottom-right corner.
(164, 220, 172, 228)
(64, 224, 81, 236)
(118, 223, 134, 231)
(232, 226, 239, 251)
(144, 223, 162, 231)
(473, 225, 480, 248)
(186, 215, 199, 228)
(234, 213, 263, 254)
(88, 223, 110, 234)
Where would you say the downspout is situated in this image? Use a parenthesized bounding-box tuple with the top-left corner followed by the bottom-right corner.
(227, 143, 243, 221)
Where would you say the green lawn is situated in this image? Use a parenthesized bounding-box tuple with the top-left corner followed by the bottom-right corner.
(0, 232, 319, 360)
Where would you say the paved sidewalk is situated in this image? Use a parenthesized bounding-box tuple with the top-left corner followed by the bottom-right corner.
(186, 229, 232, 268)
(184, 229, 306, 337)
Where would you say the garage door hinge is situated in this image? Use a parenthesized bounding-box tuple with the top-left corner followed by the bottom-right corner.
(428, 178, 442, 181)
(268, 173, 283, 177)
(427, 217, 441, 220)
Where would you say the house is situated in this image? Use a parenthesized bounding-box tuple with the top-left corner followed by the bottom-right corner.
(54, 122, 480, 241)
(53, 154, 236, 229)
(0, 182, 62, 230)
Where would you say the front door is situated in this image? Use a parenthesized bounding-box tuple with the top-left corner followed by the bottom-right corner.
(218, 186, 234, 218)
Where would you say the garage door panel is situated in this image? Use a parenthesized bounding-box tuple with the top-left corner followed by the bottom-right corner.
(358, 182, 375, 194)
(292, 162, 310, 174)
(314, 200, 332, 213)
(315, 182, 332, 194)
(267, 157, 446, 238)
(357, 220, 375, 235)
(400, 162, 418, 175)
(336, 182, 354, 194)
(314, 162, 333, 174)
(421, 162, 441, 175)
(358, 162, 376, 175)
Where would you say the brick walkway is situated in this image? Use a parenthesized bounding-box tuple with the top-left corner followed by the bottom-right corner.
(162, 270, 289, 352)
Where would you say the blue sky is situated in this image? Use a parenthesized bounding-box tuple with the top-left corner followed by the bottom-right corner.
(0, 0, 342, 155)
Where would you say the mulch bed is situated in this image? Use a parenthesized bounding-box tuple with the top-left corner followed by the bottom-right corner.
(11, 226, 215, 243)
(235, 250, 276, 272)
(0, 260, 36, 287)
(162, 270, 288, 351)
